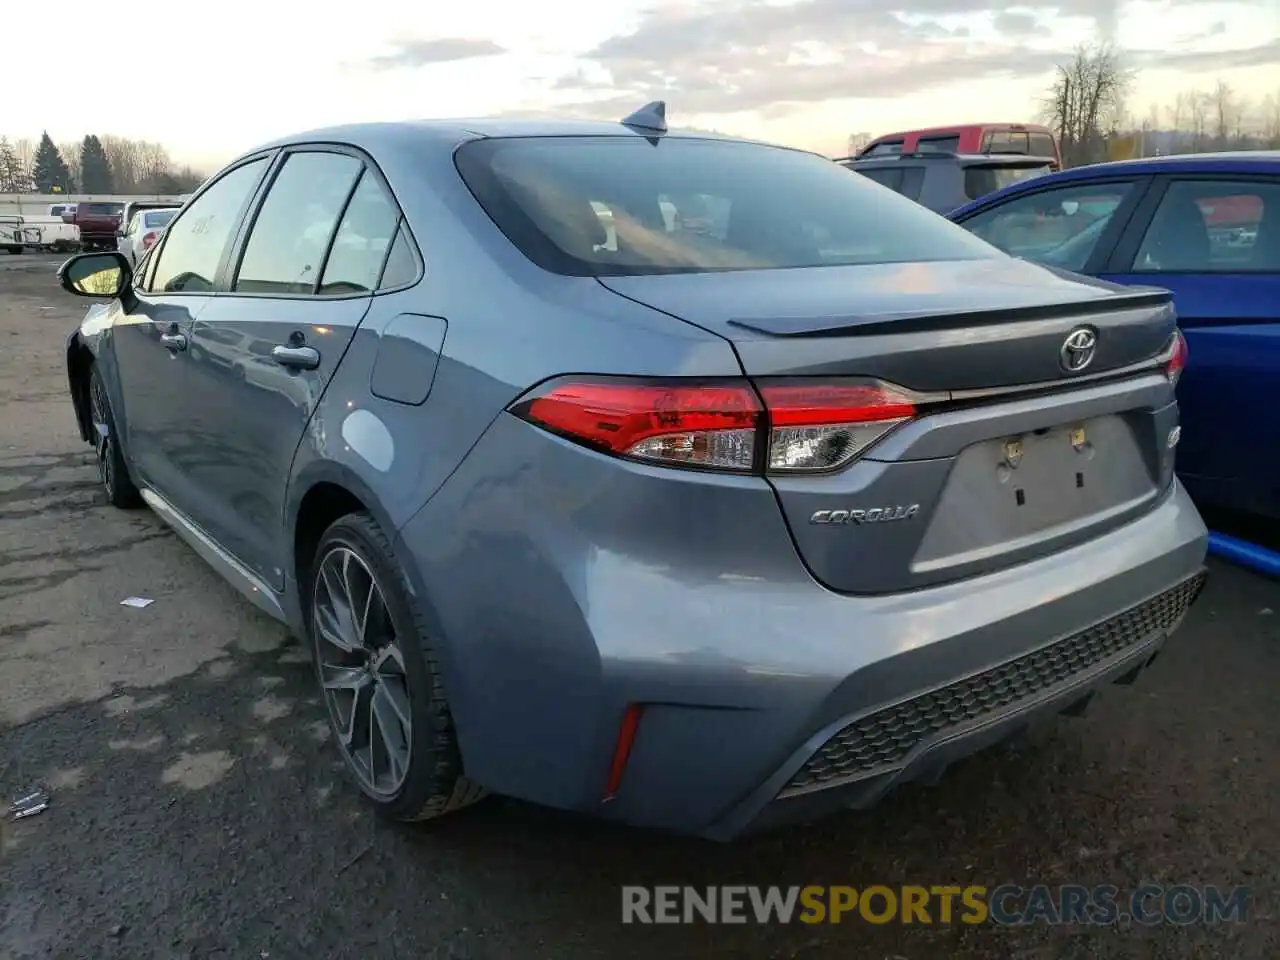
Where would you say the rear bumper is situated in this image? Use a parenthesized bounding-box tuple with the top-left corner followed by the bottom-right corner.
(712, 569, 1204, 839)
(396, 413, 1209, 840)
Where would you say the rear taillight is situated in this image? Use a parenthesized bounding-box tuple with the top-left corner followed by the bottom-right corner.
(513, 380, 760, 472)
(1164, 329, 1188, 386)
(142, 231, 159, 250)
(509, 377, 919, 475)
(759, 382, 915, 473)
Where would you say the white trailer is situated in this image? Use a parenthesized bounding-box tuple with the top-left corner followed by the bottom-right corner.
(0, 216, 81, 254)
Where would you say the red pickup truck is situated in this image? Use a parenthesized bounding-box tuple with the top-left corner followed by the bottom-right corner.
(65, 202, 123, 251)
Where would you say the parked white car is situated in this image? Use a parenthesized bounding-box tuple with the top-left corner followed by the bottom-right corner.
(116, 207, 178, 266)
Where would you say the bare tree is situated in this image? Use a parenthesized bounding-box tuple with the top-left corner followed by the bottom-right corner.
(137, 141, 172, 191)
(1211, 81, 1242, 147)
(58, 141, 83, 191)
(12, 138, 35, 177)
(1261, 92, 1280, 148)
(1042, 42, 1133, 166)
(1187, 90, 1209, 151)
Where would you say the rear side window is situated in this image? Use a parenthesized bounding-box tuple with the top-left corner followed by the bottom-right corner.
(455, 137, 998, 277)
(964, 163, 1052, 200)
(1131, 179, 1280, 273)
(856, 167, 905, 192)
(917, 136, 959, 154)
(379, 224, 420, 289)
(234, 151, 363, 295)
(318, 171, 401, 295)
(143, 210, 176, 229)
(149, 157, 268, 293)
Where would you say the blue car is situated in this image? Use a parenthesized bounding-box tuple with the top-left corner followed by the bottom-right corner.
(949, 152, 1280, 520)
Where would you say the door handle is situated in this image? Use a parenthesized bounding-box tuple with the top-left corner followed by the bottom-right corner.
(160, 332, 187, 351)
(271, 344, 321, 370)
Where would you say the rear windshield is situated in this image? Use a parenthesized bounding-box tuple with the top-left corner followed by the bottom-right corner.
(964, 163, 1052, 201)
(143, 210, 176, 228)
(85, 202, 122, 215)
(455, 137, 999, 276)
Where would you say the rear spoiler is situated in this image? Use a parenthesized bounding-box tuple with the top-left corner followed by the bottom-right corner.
(728, 288, 1173, 339)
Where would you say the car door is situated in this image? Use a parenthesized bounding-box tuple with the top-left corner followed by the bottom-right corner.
(952, 175, 1152, 274)
(111, 155, 272, 503)
(1098, 175, 1280, 517)
(182, 147, 402, 589)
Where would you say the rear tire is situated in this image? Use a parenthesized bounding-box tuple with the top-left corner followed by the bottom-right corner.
(307, 512, 484, 821)
(4, 246, 21, 255)
(88, 365, 143, 509)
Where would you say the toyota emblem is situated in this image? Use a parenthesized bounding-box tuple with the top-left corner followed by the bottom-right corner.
(1060, 327, 1098, 373)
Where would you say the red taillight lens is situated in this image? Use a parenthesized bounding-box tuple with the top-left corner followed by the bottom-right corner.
(142, 231, 159, 249)
(510, 377, 919, 474)
(1164, 329, 1188, 386)
(513, 379, 762, 472)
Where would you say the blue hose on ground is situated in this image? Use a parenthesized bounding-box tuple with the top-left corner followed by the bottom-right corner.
(1207, 531, 1280, 579)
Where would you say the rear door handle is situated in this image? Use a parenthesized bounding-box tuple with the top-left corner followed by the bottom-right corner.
(160, 332, 187, 351)
(271, 344, 321, 370)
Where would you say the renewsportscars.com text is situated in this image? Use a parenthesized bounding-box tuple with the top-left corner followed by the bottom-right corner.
(621, 884, 1250, 926)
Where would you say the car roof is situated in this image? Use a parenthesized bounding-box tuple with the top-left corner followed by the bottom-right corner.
(842, 152, 1055, 167)
(946, 150, 1280, 219)
(244, 118, 793, 159)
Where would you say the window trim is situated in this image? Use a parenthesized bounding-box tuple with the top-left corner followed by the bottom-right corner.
(218, 141, 424, 301)
(1107, 173, 1280, 276)
(141, 150, 276, 297)
(957, 174, 1153, 275)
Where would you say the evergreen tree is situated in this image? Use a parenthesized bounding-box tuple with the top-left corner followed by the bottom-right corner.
(32, 132, 73, 193)
(0, 137, 25, 192)
(80, 135, 114, 193)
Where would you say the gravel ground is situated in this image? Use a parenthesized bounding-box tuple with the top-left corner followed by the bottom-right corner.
(1, 254, 1277, 960)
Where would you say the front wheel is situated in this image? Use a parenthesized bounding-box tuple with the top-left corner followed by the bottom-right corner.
(308, 512, 484, 821)
(88, 365, 143, 508)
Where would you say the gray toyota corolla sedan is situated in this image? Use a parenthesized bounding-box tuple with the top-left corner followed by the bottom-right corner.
(58, 103, 1208, 839)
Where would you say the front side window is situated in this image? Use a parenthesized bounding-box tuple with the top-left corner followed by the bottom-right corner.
(234, 151, 363, 295)
(318, 171, 401, 295)
(859, 140, 904, 158)
(1131, 179, 1280, 273)
(455, 137, 999, 277)
(961, 180, 1134, 272)
(148, 157, 268, 293)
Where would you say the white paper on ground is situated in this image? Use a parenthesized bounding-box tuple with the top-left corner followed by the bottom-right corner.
(119, 596, 155, 608)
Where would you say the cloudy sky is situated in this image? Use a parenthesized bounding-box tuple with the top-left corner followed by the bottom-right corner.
(8, 0, 1278, 168)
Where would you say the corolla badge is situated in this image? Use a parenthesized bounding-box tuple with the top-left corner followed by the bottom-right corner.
(1059, 327, 1098, 373)
(810, 505, 920, 525)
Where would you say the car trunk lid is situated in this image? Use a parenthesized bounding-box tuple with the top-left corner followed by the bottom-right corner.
(599, 257, 1181, 594)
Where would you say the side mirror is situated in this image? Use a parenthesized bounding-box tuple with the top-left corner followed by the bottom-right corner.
(58, 251, 132, 299)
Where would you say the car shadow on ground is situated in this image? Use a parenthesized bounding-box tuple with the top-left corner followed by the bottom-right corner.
(3, 567, 1276, 960)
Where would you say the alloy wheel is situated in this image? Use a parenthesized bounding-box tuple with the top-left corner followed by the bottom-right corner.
(312, 546, 413, 798)
(88, 374, 115, 495)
